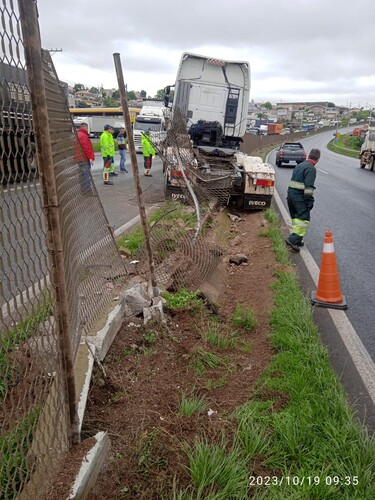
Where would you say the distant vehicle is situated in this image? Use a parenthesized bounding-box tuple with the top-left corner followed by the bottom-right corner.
(275, 142, 306, 167)
(133, 106, 166, 153)
(359, 127, 375, 171)
(73, 116, 125, 138)
(69, 107, 141, 125)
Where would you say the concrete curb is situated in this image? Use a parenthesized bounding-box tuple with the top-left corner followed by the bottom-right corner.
(68, 432, 110, 500)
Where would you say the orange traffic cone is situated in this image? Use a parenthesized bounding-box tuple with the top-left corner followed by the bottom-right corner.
(311, 231, 347, 310)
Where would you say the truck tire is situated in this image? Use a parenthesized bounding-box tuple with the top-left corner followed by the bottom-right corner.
(370, 156, 375, 172)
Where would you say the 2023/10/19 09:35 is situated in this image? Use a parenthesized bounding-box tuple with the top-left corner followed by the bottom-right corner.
(249, 475, 359, 486)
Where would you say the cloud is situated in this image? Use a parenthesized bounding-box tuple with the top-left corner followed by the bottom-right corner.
(37, 0, 375, 106)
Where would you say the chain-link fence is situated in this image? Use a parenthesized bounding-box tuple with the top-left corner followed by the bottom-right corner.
(0, 1, 127, 497)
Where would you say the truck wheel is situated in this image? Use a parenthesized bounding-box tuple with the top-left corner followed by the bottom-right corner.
(370, 157, 375, 172)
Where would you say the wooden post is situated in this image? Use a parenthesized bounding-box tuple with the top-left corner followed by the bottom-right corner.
(18, 0, 80, 444)
(113, 53, 159, 297)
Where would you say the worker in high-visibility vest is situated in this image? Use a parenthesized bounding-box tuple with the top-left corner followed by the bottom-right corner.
(141, 130, 155, 177)
(100, 124, 117, 185)
(285, 148, 321, 252)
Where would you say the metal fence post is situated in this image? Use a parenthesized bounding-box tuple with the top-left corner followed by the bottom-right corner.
(18, 0, 80, 444)
(113, 53, 159, 296)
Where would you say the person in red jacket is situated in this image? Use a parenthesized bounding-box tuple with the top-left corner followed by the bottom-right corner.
(77, 122, 95, 193)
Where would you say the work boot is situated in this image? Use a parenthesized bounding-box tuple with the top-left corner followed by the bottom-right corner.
(104, 180, 114, 185)
(285, 238, 300, 252)
(110, 172, 118, 177)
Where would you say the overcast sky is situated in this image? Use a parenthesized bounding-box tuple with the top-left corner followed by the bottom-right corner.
(37, 0, 375, 108)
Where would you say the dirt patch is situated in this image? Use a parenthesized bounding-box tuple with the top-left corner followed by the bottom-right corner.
(60, 210, 277, 499)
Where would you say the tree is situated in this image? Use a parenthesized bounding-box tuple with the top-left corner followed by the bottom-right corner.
(77, 100, 88, 108)
(73, 83, 86, 92)
(256, 112, 268, 120)
(140, 90, 147, 99)
(127, 90, 136, 100)
(327, 102, 336, 108)
(111, 90, 120, 99)
(89, 87, 98, 94)
(261, 101, 273, 110)
(155, 88, 165, 100)
(103, 96, 118, 107)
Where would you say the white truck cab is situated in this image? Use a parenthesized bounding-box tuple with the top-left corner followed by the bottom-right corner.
(133, 106, 166, 153)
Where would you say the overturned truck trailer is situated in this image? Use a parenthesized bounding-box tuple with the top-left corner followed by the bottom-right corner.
(162, 52, 275, 209)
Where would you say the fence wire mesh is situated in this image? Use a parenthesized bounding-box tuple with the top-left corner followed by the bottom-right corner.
(0, 1, 126, 497)
(134, 109, 229, 291)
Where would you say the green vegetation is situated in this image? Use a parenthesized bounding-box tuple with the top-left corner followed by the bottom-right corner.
(259, 208, 290, 265)
(327, 134, 363, 159)
(116, 200, 198, 256)
(178, 394, 208, 416)
(201, 324, 238, 350)
(0, 295, 52, 401)
(190, 348, 224, 377)
(172, 207, 375, 499)
(231, 304, 257, 332)
(1, 408, 41, 498)
(162, 289, 203, 311)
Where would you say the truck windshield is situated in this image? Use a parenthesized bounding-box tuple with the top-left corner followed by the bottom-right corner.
(134, 119, 162, 131)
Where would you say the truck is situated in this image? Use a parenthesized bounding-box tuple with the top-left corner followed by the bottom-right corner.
(73, 116, 125, 138)
(267, 123, 283, 135)
(359, 127, 375, 170)
(0, 62, 36, 183)
(133, 105, 166, 153)
(162, 52, 275, 210)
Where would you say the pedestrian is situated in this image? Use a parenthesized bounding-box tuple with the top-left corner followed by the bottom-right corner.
(285, 148, 321, 252)
(117, 127, 128, 172)
(100, 124, 117, 185)
(141, 129, 155, 177)
(77, 122, 94, 193)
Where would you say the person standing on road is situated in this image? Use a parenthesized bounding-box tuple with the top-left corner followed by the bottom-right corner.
(285, 148, 321, 252)
(141, 129, 155, 177)
(77, 122, 95, 193)
(117, 127, 128, 172)
(100, 124, 117, 185)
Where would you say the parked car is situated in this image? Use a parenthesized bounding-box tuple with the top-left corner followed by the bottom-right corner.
(275, 142, 306, 167)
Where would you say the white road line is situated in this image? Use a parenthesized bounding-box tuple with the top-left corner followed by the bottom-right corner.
(274, 188, 375, 406)
(317, 168, 329, 174)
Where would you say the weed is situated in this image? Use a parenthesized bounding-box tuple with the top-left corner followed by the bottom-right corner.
(232, 304, 257, 332)
(162, 289, 203, 311)
(204, 376, 227, 389)
(117, 227, 144, 256)
(143, 331, 157, 344)
(190, 348, 224, 377)
(201, 324, 237, 349)
(136, 428, 168, 478)
(179, 394, 208, 416)
(182, 438, 249, 499)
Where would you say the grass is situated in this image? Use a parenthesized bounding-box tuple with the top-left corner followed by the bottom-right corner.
(0, 294, 52, 401)
(178, 394, 208, 416)
(171, 206, 375, 499)
(189, 348, 224, 377)
(327, 137, 362, 159)
(116, 200, 198, 256)
(231, 304, 257, 331)
(201, 323, 238, 349)
(0, 407, 41, 498)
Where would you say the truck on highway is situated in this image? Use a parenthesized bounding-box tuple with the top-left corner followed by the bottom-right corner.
(359, 127, 375, 170)
(162, 52, 275, 210)
(73, 116, 125, 138)
(133, 105, 166, 153)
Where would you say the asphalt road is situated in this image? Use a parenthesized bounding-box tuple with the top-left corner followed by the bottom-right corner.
(270, 130, 375, 363)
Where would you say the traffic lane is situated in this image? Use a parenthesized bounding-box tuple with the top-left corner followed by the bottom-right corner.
(90, 151, 165, 231)
(271, 137, 375, 361)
